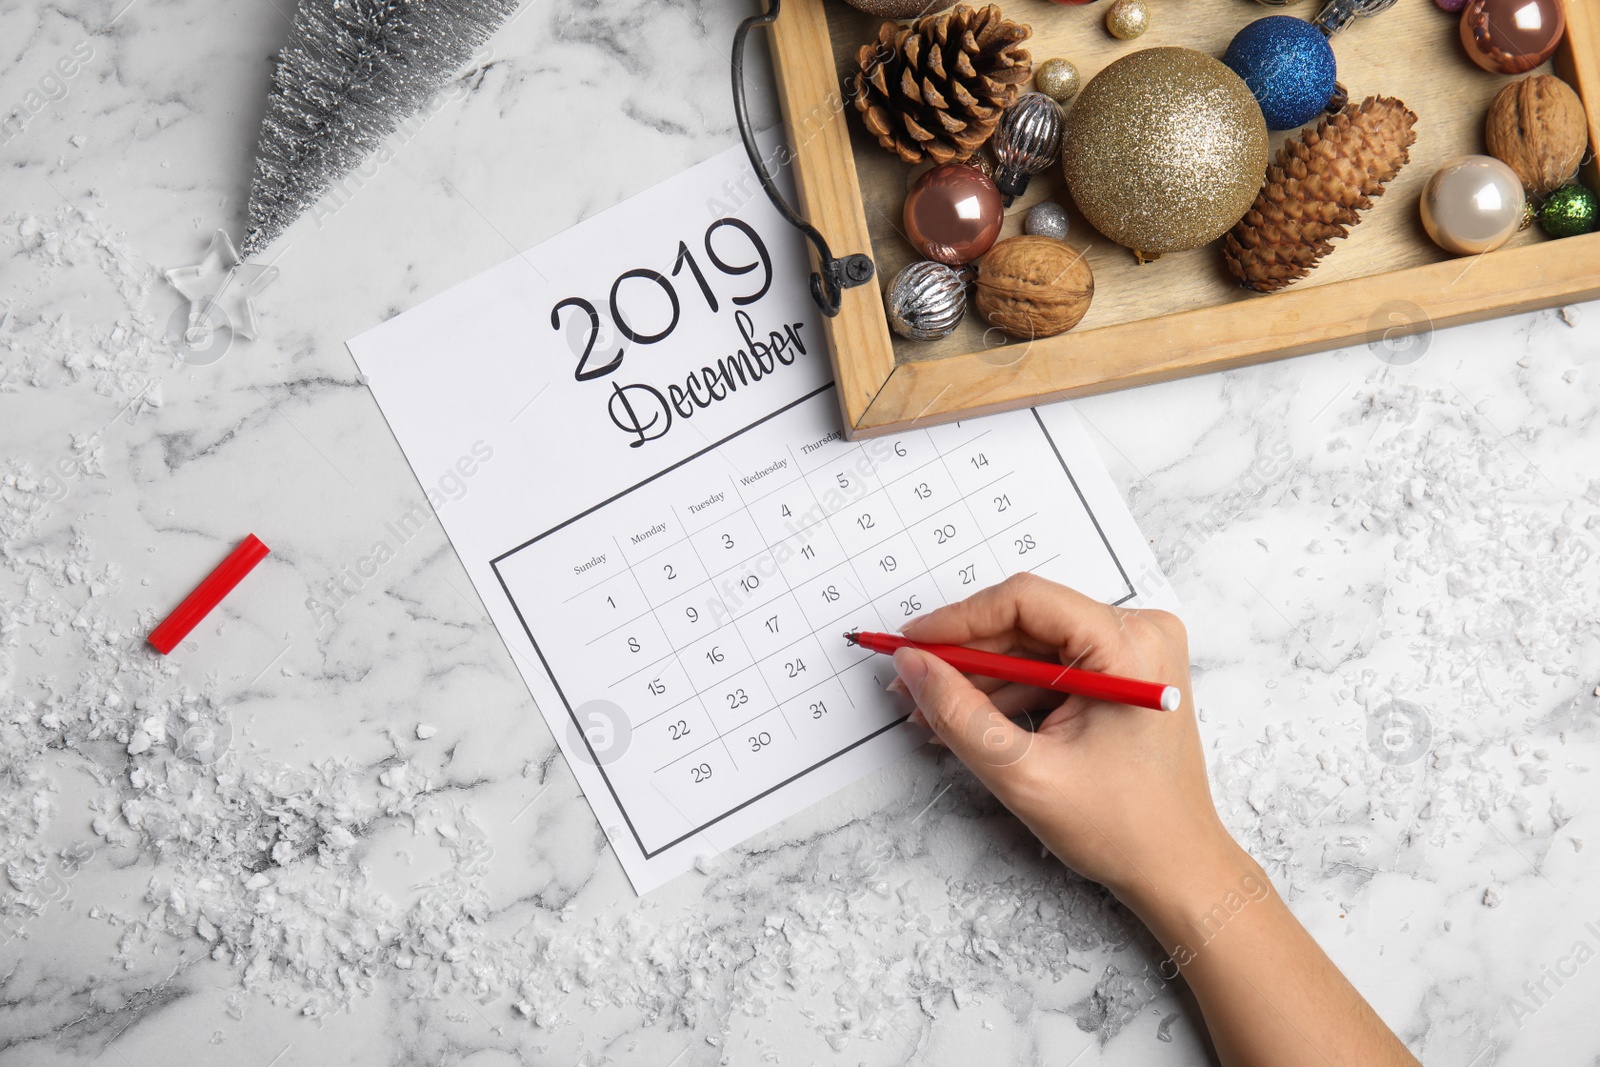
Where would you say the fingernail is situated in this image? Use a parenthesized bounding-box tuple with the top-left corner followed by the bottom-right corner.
(892, 647, 929, 692)
(886, 677, 908, 696)
(907, 707, 927, 729)
(899, 613, 927, 634)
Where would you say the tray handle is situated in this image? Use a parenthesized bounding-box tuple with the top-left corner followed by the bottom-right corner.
(732, 0, 876, 317)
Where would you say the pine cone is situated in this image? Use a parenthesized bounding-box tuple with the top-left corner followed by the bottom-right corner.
(1223, 96, 1417, 294)
(852, 5, 1032, 166)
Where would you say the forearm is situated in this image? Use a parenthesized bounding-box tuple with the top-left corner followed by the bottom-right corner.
(1123, 842, 1418, 1067)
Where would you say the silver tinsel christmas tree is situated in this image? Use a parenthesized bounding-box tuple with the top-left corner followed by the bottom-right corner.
(241, 0, 519, 257)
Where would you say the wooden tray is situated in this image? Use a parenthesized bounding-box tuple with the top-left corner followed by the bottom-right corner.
(766, 0, 1600, 438)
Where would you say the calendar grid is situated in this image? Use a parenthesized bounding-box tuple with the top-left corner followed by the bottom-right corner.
(897, 440, 1014, 613)
(656, 686, 824, 775)
(861, 436, 936, 597)
(782, 441, 889, 690)
(670, 493, 785, 770)
(603, 536, 717, 744)
(490, 389, 1138, 861)
(934, 444, 1013, 584)
(621, 540, 879, 736)
(721, 469, 834, 749)
(487, 384, 840, 860)
(642, 644, 858, 768)
(584, 500, 808, 650)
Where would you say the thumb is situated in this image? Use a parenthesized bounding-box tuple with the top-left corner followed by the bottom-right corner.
(893, 648, 1034, 773)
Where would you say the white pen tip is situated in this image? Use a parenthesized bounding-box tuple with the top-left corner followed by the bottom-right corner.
(1160, 686, 1181, 712)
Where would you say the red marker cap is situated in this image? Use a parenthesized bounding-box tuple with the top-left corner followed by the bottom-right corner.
(147, 534, 271, 655)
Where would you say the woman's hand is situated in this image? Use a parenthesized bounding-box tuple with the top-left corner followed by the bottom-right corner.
(892, 572, 1234, 910)
(892, 573, 1420, 1067)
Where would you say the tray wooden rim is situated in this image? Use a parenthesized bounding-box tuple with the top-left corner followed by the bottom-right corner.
(768, 0, 1600, 439)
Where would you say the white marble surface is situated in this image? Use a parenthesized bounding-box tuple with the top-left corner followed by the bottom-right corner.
(3, 0, 1599, 1063)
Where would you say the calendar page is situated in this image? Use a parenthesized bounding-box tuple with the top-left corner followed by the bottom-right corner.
(348, 134, 1175, 892)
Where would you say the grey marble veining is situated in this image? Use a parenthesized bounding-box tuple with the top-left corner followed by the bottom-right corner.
(2, 0, 1599, 1064)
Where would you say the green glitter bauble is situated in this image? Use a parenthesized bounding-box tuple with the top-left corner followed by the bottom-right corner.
(1538, 184, 1599, 239)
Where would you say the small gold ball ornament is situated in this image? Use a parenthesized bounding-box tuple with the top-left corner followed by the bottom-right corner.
(1035, 58, 1082, 103)
(1062, 48, 1269, 259)
(1105, 0, 1150, 40)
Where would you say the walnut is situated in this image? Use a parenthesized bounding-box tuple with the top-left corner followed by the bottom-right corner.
(1484, 75, 1589, 196)
(973, 235, 1094, 340)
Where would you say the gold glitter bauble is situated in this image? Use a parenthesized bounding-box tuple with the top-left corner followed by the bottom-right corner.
(1105, 0, 1150, 40)
(1062, 47, 1268, 257)
(1035, 58, 1082, 103)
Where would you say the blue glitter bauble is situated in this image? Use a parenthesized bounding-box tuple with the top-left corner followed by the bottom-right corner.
(1223, 16, 1337, 131)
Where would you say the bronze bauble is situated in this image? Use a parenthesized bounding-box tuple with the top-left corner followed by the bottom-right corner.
(903, 163, 1005, 265)
(1459, 0, 1565, 74)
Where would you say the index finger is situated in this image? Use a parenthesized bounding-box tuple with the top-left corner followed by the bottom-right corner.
(902, 573, 1127, 658)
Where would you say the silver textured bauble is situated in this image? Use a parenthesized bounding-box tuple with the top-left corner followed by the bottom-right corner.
(1024, 201, 1071, 240)
(885, 261, 967, 342)
(991, 92, 1063, 205)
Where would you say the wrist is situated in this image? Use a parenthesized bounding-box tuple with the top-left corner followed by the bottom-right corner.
(1115, 830, 1271, 952)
